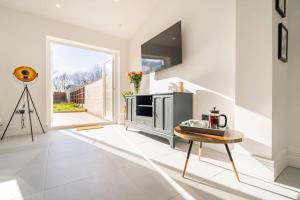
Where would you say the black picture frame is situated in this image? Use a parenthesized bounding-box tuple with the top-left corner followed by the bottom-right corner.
(278, 23, 288, 63)
(276, 0, 286, 18)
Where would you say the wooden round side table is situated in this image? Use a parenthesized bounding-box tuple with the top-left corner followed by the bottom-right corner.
(174, 126, 243, 181)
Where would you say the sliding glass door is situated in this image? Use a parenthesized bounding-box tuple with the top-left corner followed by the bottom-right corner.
(102, 57, 114, 121)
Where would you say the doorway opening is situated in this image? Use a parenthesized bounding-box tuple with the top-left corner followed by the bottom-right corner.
(47, 38, 117, 128)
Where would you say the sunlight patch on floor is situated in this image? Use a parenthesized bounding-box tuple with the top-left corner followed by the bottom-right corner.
(0, 179, 23, 200)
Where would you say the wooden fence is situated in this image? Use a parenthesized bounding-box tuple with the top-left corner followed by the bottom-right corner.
(70, 87, 85, 104)
(53, 92, 67, 103)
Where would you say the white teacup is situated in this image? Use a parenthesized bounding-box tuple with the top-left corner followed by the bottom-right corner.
(188, 119, 201, 127)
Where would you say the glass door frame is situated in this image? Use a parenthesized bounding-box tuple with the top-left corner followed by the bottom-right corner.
(102, 57, 115, 121)
(46, 36, 120, 129)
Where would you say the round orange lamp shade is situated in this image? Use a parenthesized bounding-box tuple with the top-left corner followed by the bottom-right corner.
(13, 66, 38, 82)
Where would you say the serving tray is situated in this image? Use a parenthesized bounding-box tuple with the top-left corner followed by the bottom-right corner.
(179, 125, 225, 136)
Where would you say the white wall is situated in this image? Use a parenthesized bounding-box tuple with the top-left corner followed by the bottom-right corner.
(129, 0, 236, 136)
(272, 0, 288, 178)
(129, 0, 292, 180)
(235, 0, 274, 179)
(287, 0, 300, 168)
(84, 79, 103, 117)
(129, 0, 280, 180)
(0, 6, 129, 135)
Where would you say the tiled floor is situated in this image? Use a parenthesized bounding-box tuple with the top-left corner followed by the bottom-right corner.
(0, 125, 299, 200)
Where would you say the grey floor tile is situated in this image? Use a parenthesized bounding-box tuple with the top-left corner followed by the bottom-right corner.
(45, 150, 114, 189)
(44, 170, 147, 200)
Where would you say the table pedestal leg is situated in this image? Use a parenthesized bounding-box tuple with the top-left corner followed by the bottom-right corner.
(225, 144, 240, 182)
(182, 140, 193, 177)
(198, 141, 203, 160)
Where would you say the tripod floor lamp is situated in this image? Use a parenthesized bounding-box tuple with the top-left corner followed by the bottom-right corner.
(1, 66, 45, 141)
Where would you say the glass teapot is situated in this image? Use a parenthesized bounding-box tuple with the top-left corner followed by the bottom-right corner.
(209, 106, 227, 129)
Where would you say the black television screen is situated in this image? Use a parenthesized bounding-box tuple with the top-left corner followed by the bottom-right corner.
(141, 21, 182, 74)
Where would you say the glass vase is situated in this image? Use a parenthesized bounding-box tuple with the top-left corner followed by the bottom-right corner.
(133, 82, 140, 94)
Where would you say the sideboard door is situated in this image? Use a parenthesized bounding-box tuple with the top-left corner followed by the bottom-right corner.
(131, 97, 136, 123)
(153, 95, 173, 134)
(153, 96, 163, 132)
(162, 96, 173, 134)
(126, 98, 132, 121)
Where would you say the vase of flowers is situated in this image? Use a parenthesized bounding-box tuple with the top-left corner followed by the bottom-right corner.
(128, 71, 143, 94)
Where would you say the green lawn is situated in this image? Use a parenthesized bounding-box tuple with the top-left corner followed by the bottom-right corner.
(53, 103, 86, 112)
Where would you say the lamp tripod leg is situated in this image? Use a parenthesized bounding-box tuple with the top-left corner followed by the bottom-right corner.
(26, 87, 45, 133)
(1, 87, 26, 141)
(25, 87, 34, 142)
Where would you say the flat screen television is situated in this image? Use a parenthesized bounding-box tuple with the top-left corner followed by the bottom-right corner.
(141, 21, 182, 74)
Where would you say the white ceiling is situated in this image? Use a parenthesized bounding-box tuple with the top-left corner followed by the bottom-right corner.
(0, 0, 160, 39)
